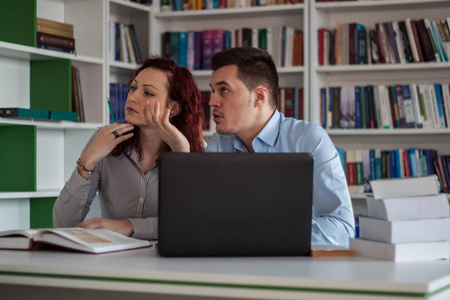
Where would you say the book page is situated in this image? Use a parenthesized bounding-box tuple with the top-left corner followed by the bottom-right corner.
(59, 229, 111, 244)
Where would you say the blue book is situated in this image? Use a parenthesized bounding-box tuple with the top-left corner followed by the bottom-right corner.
(364, 87, 371, 129)
(374, 149, 382, 180)
(178, 32, 187, 67)
(424, 149, 435, 176)
(170, 32, 179, 64)
(369, 149, 376, 182)
(336, 149, 346, 175)
(434, 84, 446, 128)
(37, 44, 74, 54)
(354, 87, 362, 128)
(370, 86, 379, 128)
(389, 150, 398, 178)
(419, 149, 428, 176)
(401, 85, 416, 128)
(320, 88, 326, 128)
(407, 148, 418, 177)
(395, 149, 402, 178)
(224, 31, 232, 50)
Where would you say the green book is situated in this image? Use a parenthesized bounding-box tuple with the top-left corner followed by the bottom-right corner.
(0, 0, 36, 46)
(259, 28, 267, 51)
(30, 59, 72, 112)
(0, 125, 36, 192)
(49, 110, 78, 122)
(0, 107, 49, 120)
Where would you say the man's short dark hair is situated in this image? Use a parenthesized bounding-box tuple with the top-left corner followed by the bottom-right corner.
(210, 47, 279, 108)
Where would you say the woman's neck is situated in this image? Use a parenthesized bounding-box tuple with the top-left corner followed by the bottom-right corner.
(137, 127, 167, 173)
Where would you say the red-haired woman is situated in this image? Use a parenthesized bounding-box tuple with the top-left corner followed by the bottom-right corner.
(53, 57, 204, 240)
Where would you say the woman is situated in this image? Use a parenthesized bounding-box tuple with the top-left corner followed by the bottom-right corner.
(53, 57, 205, 240)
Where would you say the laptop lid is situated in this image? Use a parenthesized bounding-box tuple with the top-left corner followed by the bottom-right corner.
(158, 152, 313, 257)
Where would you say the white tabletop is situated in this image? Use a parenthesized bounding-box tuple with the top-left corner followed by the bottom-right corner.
(0, 246, 449, 300)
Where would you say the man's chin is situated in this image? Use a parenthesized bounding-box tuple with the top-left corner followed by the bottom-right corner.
(215, 125, 234, 135)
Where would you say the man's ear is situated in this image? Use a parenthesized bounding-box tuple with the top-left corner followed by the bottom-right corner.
(253, 86, 269, 108)
(168, 101, 181, 117)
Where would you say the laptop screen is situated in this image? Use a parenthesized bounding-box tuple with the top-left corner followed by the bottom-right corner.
(158, 152, 313, 257)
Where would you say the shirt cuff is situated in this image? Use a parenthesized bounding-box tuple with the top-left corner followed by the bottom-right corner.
(127, 217, 158, 240)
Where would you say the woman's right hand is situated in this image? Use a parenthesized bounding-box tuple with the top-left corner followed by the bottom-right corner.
(77, 123, 134, 178)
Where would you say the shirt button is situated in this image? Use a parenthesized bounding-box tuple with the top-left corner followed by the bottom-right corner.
(139, 198, 144, 202)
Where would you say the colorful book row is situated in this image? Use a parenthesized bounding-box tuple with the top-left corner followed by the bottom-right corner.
(318, 17, 450, 66)
(109, 22, 142, 64)
(320, 83, 450, 130)
(0, 107, 77, 122)
(278, 87, 304, 120)
(336, 148, 450, 194)
(162, 27, 302, 70)
(161, 0, 302, 12)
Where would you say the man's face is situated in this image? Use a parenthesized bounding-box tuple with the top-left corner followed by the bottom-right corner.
(209, 65, 253, 136)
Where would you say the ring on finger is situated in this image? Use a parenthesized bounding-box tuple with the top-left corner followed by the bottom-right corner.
(112, 130, 120, 138)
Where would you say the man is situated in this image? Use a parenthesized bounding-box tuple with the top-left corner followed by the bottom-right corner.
(207, 47, 355, 246)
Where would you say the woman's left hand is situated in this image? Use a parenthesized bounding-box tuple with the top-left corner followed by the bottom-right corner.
(144, 101, 190, 152)
(77, 218, 134, 237)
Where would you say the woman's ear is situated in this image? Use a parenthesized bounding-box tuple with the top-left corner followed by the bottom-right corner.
(168, 101, 181, 117)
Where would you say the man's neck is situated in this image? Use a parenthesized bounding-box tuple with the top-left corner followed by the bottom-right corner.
(238, 109, 276, 153)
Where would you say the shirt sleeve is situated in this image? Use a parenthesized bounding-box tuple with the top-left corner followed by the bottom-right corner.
(53, 132, 100, 228)
(304, 125, 355, 247)
(52, 165, 101, 228)
(127, 217, 158, 240)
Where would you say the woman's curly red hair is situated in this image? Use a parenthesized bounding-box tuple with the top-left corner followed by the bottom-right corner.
(112, 56, 205, 158)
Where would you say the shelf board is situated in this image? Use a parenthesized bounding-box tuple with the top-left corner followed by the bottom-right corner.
(0, 190, 61, 200)
(109, 61, 138, 73)
(316, 62, 450, 73)
(0, 117, 103, 130)
(326, 128, 450, 136)
(154, 3, 304, 20)
(109, 0, 151, 14)
(314, 0, 450, 12)
(0, 41, 103, 65)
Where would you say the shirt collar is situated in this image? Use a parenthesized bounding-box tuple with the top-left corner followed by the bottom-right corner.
(232, 110, 281, 152)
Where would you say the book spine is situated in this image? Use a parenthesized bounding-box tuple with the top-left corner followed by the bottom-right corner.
(37, 32, 75, 50)
(202, 30, 213, 70)
(395, 85, 407, 128)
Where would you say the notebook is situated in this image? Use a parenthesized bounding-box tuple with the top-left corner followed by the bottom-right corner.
(157, 152, 314, 257)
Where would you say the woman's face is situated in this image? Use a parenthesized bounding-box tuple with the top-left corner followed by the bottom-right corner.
(125, 67, 173, 126)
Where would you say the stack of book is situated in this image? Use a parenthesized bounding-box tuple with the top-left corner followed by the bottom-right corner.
(350, 175, 450, 261)
(36, 17, 75, 54)
(109, 22, 142, 65)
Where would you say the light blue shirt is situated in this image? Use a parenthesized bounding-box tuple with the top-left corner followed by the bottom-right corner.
(206, 110, 355, 246)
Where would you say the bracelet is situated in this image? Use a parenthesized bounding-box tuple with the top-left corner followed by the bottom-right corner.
(76, 159, 94, 174)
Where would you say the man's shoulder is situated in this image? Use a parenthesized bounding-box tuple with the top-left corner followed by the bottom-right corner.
(280, 116, 324, 136)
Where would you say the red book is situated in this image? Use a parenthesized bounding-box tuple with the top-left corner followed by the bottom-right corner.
(284, 88, 295, 118)
(409, 19, 425, 62)
(298, 88, 304, 120)
(403, 149, 411, 177)
(318, 29, 326, 66)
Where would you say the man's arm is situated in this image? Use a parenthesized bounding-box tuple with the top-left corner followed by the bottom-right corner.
(305, 126, 355, 246)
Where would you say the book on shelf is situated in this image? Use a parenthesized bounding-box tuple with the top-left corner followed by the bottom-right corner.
(370, 175, 441, 199)
(36, 17, 74, 39)
(349, 238, 449, 262)
(71, 65, 85, 122)
(358, 216, 450, 244)
(49, 110, 78, 122)
(0, 107, 49, 120)
(366, 193, 449, 221)
(0, 228, 151, 254)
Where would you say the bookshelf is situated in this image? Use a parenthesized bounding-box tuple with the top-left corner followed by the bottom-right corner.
(310, 0, 450, 212)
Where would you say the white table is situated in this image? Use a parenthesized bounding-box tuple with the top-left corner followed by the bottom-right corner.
(0, 246, 449, 300)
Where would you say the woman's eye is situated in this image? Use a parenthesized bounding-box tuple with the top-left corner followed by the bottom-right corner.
(145, 91, 154, 96)
(129, 85, 137, 92)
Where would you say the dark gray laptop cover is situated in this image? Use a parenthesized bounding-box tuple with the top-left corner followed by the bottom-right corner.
(158, 153, 313, 257)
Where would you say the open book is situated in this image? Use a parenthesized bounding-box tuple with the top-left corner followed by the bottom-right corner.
(0, 228, 152, 254)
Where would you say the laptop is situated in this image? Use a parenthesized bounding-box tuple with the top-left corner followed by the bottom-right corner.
(157, 152, 314, 257)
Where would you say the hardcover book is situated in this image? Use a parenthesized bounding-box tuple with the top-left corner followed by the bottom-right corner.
(0, 107, 49, 120)
(369, 175, 441, 199)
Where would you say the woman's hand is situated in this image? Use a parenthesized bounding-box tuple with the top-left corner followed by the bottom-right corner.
(78, 123, 134, 178)
(77, 218, 134, 237)
(144, 101, 190, 152)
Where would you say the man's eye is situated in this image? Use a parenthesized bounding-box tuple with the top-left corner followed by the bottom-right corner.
(221, 88, 228, 94)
